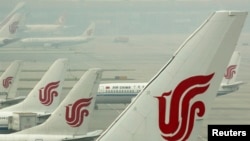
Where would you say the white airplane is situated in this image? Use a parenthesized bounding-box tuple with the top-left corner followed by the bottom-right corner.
(19, 15, 68, 33)
(97, 82, 147, 104)
(96, 51, 245, 104)
(0, 68, 103, 141)
(0, 13, 23, 47)
(95, 11, 247, 141)
(20, 22, 95, 47)
(0, 60, 23, 108)
(0, 58, 68, 131)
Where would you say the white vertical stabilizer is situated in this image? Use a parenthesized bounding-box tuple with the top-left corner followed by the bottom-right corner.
(0, 58, 68, 114)
(0, 13, 22, 39)
(221, 51, 241, 85)
(0, 1, 25, 28)
(96, 11, 248, 141)
(82, 22, 95, 38)
(0, 60, 22, 99)
(16, 68, 103, 136)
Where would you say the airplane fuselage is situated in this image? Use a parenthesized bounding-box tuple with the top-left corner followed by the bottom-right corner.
(21, 36, 88, 43)
(20, 36, 90, 47)
(96, 83, 146, 104)
(25, 24, 63, 32)
(96, 82, 240, 104)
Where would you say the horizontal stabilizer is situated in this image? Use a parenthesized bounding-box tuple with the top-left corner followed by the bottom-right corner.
(62, 130, 103, 141)
(221, 81, 246, 88)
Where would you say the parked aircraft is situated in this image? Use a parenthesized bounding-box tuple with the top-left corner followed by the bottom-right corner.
(20, 22, 95, 47)
(0, 68, 103, 141)
(96, 51, 245, 104)
(0, 58, 68, 131)
(0, 60, 23, 108)
(95, 11, 247, 141)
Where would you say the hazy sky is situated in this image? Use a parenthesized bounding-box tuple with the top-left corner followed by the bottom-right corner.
(1, 0, 250, 36)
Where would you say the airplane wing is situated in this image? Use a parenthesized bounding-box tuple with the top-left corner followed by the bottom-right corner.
(62, 130, 103, 141)
(221, 81, 246, 88)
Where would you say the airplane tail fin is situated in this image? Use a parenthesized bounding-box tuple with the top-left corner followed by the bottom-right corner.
(1, 58, 68, 114)
(0, 60, 22, 99)
(55, 15, 65, 25)
(96, 11, 248, 141)
(81, 22, 95, 38)
(0, 13, 23, 39)
(222, 51, 241, 84)
(17, 68, 103, 137)
(0, 1, 26, 28)
(11, 1, 26, 13)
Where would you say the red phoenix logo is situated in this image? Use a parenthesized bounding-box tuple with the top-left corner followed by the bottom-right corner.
(39, 81, 60, 106)
(9, 21, 19, 34)
(65, 98, 92, 127)
(224, 65, 236, 79)
(155, 73, 214, 141)
(3, 76, 13, 88)
(86, 29, 93, 36)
